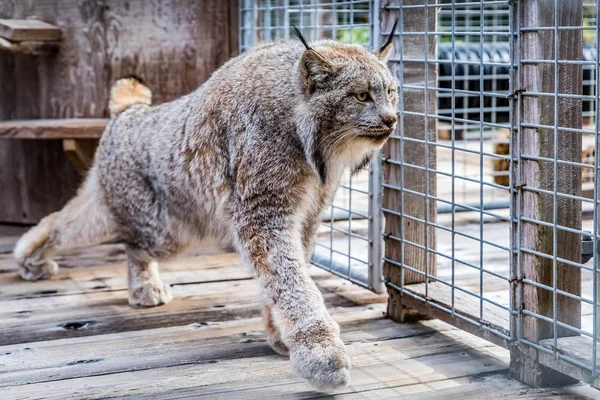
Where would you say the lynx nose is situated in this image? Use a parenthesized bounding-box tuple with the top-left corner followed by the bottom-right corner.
(382, 114, 397, 129)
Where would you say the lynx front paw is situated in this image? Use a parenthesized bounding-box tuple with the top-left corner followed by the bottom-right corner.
(129, 281, 173, 307)
(19, 260, 59, 281)
(290, 335, 351, 391)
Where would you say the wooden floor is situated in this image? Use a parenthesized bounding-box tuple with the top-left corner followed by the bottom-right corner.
(1, 226, 599, 399)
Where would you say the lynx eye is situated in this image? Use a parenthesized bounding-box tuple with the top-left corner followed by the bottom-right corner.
(387, 88, 396, 98)
(355, 92, 369, 102)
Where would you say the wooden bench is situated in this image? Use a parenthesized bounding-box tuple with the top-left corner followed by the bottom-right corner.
(0, 119, 108, 174)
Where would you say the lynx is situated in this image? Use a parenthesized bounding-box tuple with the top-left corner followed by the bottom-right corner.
(14, 27, 398, 389)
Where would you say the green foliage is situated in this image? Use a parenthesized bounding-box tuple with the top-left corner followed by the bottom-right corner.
(336, 27, 370, 46)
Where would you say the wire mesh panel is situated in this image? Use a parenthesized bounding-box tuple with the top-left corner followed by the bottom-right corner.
(381, 0, 515, 345)
(510, 0, 600, 387)
(381, 0, 600, 388)
(239, 0, 383, 292)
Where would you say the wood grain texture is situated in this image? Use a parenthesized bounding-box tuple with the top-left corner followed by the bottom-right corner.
(0, 226, 598, 398)
(0, 0, 239, 223)
(382, 0, 438, 322)
(509, 0, 583, 387)
(0, 118, 107, 139)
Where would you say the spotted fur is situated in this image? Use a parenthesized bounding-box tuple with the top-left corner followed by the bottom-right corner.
(14, 36, 398, 390)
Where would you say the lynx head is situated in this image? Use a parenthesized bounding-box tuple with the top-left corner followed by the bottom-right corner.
(294, 23, 398, 179)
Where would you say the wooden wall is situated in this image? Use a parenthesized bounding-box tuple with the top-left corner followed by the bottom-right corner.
(0, 0, 238, 223)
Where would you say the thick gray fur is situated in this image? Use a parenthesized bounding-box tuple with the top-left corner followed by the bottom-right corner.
(14, 38, 398, 390)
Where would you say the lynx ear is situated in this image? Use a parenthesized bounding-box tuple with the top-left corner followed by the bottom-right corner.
(378, 18, 399, 61)
(300, 49, 334, 89)
(293, 25, 334, 90)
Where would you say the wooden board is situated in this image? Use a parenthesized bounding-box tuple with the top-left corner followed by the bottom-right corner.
(0, 19, 61, 42)
(0, 119, 107, 139)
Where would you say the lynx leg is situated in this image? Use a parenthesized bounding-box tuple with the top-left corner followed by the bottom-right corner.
(263, 302, 289, 356)
(14, 168, 118, 281)
(126, 247, 172, 307)
(237, 215, 350, 390)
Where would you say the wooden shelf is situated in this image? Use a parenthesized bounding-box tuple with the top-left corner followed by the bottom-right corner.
(0, 118, 108, 140)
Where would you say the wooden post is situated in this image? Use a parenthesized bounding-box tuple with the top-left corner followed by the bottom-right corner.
(510, 0, 582, 387)
(382, 0, 437, 321)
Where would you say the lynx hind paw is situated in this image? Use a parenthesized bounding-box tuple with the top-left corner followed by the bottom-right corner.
(19, 260, 59, 281)
(129, 281, 173, 307)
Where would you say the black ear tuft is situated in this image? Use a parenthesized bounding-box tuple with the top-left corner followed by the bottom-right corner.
(293, 25, 312, 50)
(378, 18, 399, 61)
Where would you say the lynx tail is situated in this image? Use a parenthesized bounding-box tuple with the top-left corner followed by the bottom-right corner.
(109, 75, 152, 116)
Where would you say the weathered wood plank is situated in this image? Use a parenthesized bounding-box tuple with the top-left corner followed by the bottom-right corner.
(0, 251, 250, 299)
(0, 250, 384, 345)
(0, 321, 507, 399)
(0, 306, 393, 387)
(0, 19, 61, 42)
(0, 119, 107, 139)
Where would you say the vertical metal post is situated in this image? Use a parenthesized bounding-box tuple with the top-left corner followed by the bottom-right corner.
(368, 0, 384, 294)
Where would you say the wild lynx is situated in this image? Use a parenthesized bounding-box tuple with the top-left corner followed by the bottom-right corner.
(14, 28, 398, 389)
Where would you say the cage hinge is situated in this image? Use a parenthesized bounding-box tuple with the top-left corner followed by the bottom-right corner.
(581, 233, 596, 264)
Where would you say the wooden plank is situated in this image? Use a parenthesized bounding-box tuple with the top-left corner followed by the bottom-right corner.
(0, 119, 107, 139)
(0, 242, 385, 304)
(0, 257, 384, 345)
(338, 373, 598, 400)
(0, 139, 80, 224)
(0, 306, 394, 387)
(510, 0, 583, 387)
(0, 250, 251, 300)
(382, 0, 438, 324)
(0, 19, 61, 42)
(0, 320, 508, 399)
